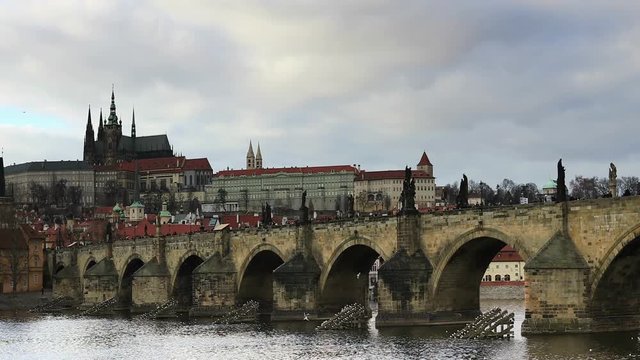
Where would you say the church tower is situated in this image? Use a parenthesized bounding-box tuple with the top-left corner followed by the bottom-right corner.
(246, 141, 255, 169)
(104, 88, 123, 165)
(255, 143, 263, 169)
(417, 151, 433, 176)
(83, 106, 96, 163)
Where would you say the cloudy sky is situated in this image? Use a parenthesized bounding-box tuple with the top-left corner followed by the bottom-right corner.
(1, 1, 639, 188)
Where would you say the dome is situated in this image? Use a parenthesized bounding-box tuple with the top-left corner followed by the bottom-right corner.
(543, 179, 557, 190)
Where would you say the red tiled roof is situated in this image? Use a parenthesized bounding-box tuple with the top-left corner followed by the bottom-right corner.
(184, 158, 212, 171)
(356, 170, 433, 181)
(111, 157, 213, 174)
(492, 245, 524, 262)
(216, 165, 358, 177)
(418, 151, 433, 166)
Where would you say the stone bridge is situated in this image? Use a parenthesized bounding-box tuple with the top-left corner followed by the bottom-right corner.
(53, 196, 640, 334)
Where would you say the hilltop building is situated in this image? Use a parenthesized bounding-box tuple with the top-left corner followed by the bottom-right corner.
(354, 151, 436, 211)
(83, 89, 173, 165)
(4, 160, 96, 206)
(207, 142, 357, 213)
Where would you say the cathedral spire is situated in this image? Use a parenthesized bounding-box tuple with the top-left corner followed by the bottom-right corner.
(131, 108, 136, 138)
(255, 142, 262, 169)
(246, 140, 255, 169)
(107, 85, 119, 125)
(98, 108, 104, 141)
(83, 105, 96, 163)
(85, 105, 93, 132)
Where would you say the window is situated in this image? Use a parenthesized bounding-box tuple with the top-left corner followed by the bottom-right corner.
(504, 274, 511, 281)
(484, 275, 492, 282)
(495, 275, 502, 281)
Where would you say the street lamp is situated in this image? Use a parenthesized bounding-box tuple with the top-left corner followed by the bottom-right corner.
(480, 182, 485, 208)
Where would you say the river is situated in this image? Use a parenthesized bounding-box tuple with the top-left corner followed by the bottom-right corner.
(0, 300, 639, 360)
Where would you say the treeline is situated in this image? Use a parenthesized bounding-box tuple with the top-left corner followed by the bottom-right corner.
(441, 176, 640, 205)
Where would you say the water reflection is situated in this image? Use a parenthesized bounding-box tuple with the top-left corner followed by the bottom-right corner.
(0, 300, 638, 360)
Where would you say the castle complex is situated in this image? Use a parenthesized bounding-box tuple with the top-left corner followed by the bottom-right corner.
(83, 89, 173, 165)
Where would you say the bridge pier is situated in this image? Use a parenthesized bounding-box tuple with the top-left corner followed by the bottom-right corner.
(131, 258, 171, 313)
(376, 214, 434, 327)
(81, 258, 118, 308)
(53, 248, 82, 304)
(271, 252, 321, 321)
(131, 238, 171, 313)
(522, 232, 592, 334)
(191, 252, 238, 317)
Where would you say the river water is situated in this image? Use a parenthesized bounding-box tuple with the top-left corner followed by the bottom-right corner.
(1, 300, 639, 360)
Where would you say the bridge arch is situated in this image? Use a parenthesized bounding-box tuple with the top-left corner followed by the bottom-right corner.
(319, 235, 392, 292)
(82, 257, 97, 277)
(431, 227, 529, 294)
(54, 262, 66, 275)
(172, 251, 205, 307)
(236, 244, 285, 312)
(591, 222, 640, 294)
(119, 254, 145, 305)
(430, 227, 529, 315)
(589, 223, 640, 327)
(237, 244, 286, 292)
(318, 236, 390, 315)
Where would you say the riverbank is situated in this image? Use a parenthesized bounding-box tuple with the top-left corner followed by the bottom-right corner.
(0, 290, 52, 311)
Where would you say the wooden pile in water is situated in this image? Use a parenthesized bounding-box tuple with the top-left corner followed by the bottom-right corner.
(80, 297, 117, 316)
(139, 298, 178, 320)
(316, 303, 367, 330)
(29, 297, 71, 313)
(449, 308, 514, 339)
(213, 300, 259, 324)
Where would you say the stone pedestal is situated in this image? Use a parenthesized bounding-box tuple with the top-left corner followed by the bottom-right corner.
(376, 248, 433, 327)
(271, 252, 321, 321)
(190, 252, 238, 317)
(131, 257, 171, 313)
(522, 232, 592, 334)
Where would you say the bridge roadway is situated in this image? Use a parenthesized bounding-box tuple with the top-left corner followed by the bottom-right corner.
(53, 196, 640, 334)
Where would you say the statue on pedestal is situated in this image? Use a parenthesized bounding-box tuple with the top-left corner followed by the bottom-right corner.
(556, 159, 567, 203)
(456, 174, 469, 208)
(300, 190, 309, 223)
(609, 162, 618, 198)
(400, 166, 417, 214)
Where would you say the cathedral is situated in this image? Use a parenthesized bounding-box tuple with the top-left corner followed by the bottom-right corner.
(83, 89, 174, 165)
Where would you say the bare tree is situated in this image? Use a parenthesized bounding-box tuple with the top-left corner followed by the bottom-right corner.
(29, 182, 49, 209)
(570, 176, 609, 199)
(0, 204, 28, 293)
(214, 188, 228, 212)
(620, 176, 640, 196)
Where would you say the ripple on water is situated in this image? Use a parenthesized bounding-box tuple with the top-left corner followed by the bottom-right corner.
(0, 301, 639, 360)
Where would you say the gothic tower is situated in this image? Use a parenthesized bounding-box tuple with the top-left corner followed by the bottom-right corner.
(83, 106, 96, 163)
(255, 143, 263, 169)
(246, 141, 255, 169)
(97, 108, 104, 141)
(417, 151, 433, 176)
(104, 88, 123, 165)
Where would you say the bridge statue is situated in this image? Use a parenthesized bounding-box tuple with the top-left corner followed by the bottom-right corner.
(261, 202, 273, 226)
(556, 159, 567, 202)
(399, 166, 417, 214)
(609, 162, 618, 197)
(300, 190, 309, 223)
(456, 174, 469, 208)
